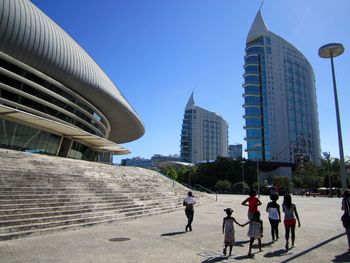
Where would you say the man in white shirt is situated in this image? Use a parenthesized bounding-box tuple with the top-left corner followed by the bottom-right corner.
(183, 191, 195, 232)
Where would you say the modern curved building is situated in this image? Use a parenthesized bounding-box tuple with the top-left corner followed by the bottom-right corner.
(243, 10, 320, 164)
(0, 0, 144, 162)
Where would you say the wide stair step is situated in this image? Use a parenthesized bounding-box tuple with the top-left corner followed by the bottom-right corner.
(0, 148, 215, 241)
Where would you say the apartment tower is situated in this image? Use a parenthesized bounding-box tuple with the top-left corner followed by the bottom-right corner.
(180, 92, 228, 163)
(243, 10, 320, 164)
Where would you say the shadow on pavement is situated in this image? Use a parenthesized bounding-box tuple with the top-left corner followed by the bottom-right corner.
(202, 256, 229, 262)
(235, 240, 250, 247)
(264, 248, 290, 258)
(333, 251, 350, 262)
(160, 231, 186, 236)
(279, 232, 345, 263)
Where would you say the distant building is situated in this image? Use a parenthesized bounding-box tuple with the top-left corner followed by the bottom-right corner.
(180, 92, 228, 163)
(121, 154, 181, 169)
(243, 10, 320, 164)
(228, 144, 242, 159)
(151, 154, 181, 167)
(121, 157, 152, 168)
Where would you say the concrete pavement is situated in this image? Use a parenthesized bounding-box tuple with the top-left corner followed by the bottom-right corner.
(0, 194, 348, 263)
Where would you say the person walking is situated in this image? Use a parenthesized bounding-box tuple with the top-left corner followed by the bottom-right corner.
(183, 191, 195, 232)
(222, 208, 243, 256)
(242, 211, 263, 257)
(242, 189, 262, 219)
(282, 194, 300, 250)
(266, 193, 281, 242)
(341, 190, 350, 251)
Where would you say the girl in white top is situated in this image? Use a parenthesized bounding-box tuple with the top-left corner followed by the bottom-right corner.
(266, 193, 281, 242)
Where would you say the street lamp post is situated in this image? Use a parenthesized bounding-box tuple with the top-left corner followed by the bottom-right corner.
(241, 160, 246, 194)
(318, 43, 347, 192)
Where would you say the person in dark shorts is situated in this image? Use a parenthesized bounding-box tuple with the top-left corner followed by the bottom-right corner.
(266, 193, 281, 242)
(183, 191, 195, 232)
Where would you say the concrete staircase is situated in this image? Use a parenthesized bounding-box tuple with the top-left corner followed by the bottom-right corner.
(0, 149, 215, 240)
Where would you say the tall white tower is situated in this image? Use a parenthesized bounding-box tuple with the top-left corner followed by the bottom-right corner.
(180, 92, 228, 163)
(243, 10, 321, 164)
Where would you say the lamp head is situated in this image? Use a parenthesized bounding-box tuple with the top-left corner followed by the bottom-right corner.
(319, 43, 344, 58)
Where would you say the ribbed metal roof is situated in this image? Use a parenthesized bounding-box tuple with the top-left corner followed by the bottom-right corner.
(0, 0, 144, 143)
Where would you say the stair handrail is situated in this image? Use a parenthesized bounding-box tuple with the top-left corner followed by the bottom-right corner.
(195, 184, 217, 201)
(158, 172, 216, 201)
(158, 172, 195, 190)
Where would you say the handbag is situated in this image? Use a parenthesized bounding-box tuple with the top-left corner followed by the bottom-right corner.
(341, 213, 350, 228)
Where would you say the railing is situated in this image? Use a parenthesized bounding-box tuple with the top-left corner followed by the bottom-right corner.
(195, 184, 217, 201)
(159, 172, 217, 201)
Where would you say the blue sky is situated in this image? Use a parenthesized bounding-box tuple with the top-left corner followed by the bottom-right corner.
(32, 0, 350, 163)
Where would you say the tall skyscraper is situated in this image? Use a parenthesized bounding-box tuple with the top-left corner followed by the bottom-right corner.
(243, 10, 320, 164)
(180, 92, 228, 163)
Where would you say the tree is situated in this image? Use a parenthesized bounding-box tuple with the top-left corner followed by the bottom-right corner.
(215, 180, 232, 193)
(273, 176, 293, 194)
(292, 163, 323, 190)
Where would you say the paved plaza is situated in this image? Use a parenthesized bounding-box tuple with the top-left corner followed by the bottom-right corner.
(0, 194, 348, 263)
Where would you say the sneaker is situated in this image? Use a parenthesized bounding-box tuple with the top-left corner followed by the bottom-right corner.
(291, 243, 296, 248)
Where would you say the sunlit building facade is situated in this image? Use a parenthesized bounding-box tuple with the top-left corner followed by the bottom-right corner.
(180, 92, 228, 163)
(243, 10, 320, 164)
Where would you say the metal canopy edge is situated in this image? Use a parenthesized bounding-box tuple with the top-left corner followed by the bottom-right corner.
(0, 104, 130, 154)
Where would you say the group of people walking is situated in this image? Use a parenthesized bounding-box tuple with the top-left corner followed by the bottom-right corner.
(183, 189, 301, 258)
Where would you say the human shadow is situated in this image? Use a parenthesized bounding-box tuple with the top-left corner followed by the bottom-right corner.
(233, 250, 263, 260)
(160, 231, 186, 237)
(264, 249, 290, 258)
(201, 256, 229, 262)
(333, 251, 350, 262)
(234, 240, 250, 247)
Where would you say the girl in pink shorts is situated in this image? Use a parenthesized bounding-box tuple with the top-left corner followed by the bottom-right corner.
(282, 194, 301, 250)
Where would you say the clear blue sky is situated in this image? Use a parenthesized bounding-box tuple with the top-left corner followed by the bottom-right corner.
(32, 0, 350, 163)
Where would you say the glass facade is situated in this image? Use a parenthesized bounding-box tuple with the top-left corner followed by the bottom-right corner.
(243, 36, 268, 161)
(180, 109, 193, 162)
(68, 141, 98, 161)
(284, 59, 314, 162)
(0, 119, 61, 155)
